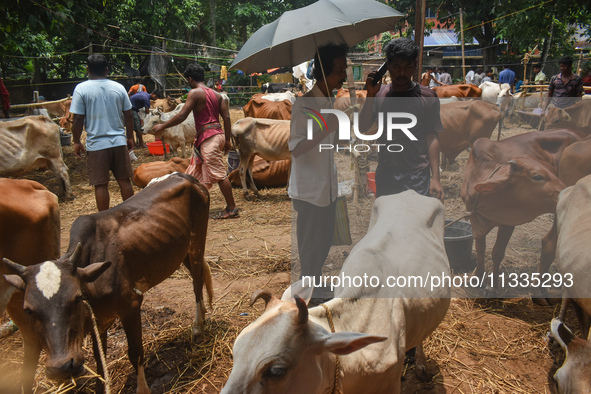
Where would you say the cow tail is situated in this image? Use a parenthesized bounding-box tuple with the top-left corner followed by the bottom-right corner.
(202, 260, 214, 310)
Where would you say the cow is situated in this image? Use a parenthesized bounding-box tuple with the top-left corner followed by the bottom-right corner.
(550, 318, 591, 394)
(558, 137, 591, 187)
(26, 99, 72, 119)
(221, 191, 450, 394)
(544, 100, 591, 134)
(231, 117, 291, 197)
(133, 157, 190, 188)
(461, 129, 582, 295)
(550, 175, 591, 393)
(432, 84, 482, 98)
(243, 93, 292, 120)
(150, 96, 179, 113)
(439, 100, 501, 166)
(261, 82, 298, 94)
(228, 156, 290, 189)
(479, 82, 512, 137)
(1, 172, 213, 394)
(0, 179, 60, 393)
(0, 115, 72, 200)
(143, 104, 195, 158)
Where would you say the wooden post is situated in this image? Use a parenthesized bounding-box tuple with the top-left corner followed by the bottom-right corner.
(460, 8, 466, 83)
(413, 0, 426, 83)
(162, 40, 167, 97)
(89, 43, 93, 56)
(33, 91, 39, 103)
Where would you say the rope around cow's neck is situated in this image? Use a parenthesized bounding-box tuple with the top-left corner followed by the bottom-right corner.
(84, 300, 111, 394)
(320, 303, 341, 394)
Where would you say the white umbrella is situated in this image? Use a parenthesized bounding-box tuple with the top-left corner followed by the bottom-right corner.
(230, 0, 403, 74)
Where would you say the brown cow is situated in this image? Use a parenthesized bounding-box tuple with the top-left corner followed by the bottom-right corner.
(228, 156, 290, 189)
(231, 117, 291, 197)
(544, 100, 591, 134)
(461, 129, 582, 292)
(2, 172, 212, 394)
(150, 97, 179, 113)
(243, 93, 292, 120)
(26, 99, 71, 119)
(558, 137, 591, 187)
(0, 179, 60, 394)
(433, 84, 482, 98)
(133, 157, 190, 188)
(0, 115, 72, 200)
(439, 100, 501, 166)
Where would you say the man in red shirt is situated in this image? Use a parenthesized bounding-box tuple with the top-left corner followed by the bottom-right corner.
(152, 64, 238, 219)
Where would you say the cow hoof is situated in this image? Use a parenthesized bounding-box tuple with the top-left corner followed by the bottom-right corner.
(414, 363, 432, 382)
(191, 326, 204, 342)
(532, 297, 550, 306)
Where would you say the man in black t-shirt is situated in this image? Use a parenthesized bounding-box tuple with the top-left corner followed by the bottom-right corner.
(359, 38, 444, 202)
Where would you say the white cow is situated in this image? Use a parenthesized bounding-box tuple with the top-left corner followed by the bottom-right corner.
(261, 91, 296, 104)
(143, 103, 195, 158)
(222, 191, 451, 393)
(479, 81, 512, 114)
(231, 117, 290, 198)
(551, 174, 591, 393)
(143, 94, 230, 159)
(0, 115, 72, 200)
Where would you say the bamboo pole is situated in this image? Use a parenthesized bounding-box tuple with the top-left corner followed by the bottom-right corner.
(460, 9, 466, 83)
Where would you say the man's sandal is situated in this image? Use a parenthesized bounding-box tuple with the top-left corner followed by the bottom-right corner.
(213, 206, 240, 220)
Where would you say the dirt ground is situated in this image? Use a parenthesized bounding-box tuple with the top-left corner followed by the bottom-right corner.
(0, 109, 578, 393)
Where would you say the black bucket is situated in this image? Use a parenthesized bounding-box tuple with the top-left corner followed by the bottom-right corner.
(444, 219, 474, 272)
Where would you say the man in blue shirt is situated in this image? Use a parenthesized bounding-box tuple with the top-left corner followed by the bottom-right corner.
(499, 65, 515, 86)
(130, 90, 151, 148)
(70, 54, 135, 211)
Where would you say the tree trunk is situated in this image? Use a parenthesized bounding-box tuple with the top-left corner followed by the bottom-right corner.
(540, 19, 554, 72)
(210, 0, 217, 61)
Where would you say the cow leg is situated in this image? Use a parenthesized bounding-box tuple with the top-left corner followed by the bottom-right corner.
(239, 153, 258, 198)
(534, 220, 558, 305)
(471, 215, 495, 278)
(414, 342, 431, 382)
(558, 298, 571, 322)
(49, 160, 72, 201)
(496, 118, 502, 141)
(161, 139, 168, 160)
(91, 329, 109, 394)
(119, 293, 151, 394)
(21, 339, 42, 394)
(539, 219, 558, 275)
(183, 246, 212, 340)
(491, 225, 515, 287)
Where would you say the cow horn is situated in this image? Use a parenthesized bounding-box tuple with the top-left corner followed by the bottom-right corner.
(508, 160, 520, 171)
(2, 258, 26, 276)
(294, 295, 308, 326)
(69, 242, 83, 267)
(250, 289, 276, 308)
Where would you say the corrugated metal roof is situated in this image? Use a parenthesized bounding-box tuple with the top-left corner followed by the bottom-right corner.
(419, 29, 478, 47)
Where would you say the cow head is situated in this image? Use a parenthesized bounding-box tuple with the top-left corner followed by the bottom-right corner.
(142, 109, 163, 136)
(472, 157, 565, 225)
(1, 243, 111, 380)
(545, 107, 571, 128)
(551, 318, 591, 393)
(221, 286, 386, 394)
(496, 83, 513, 115)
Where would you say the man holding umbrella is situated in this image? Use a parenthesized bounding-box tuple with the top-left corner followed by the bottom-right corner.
(289, 43, 348, 295)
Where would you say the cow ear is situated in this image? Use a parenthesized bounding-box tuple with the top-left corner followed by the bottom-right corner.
(321, 332, 387, 355)
(4, 275, 26, 292)
(474, 178, 507, 194)
(281, 280, 314, 305)
(551, 318, 576, 351)
(77, 261, 112, 283)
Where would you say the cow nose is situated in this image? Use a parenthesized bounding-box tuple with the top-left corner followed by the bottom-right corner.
(46, 358, 82, 379)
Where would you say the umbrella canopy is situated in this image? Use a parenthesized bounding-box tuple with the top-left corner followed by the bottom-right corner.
(230, 0, 403, 73)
